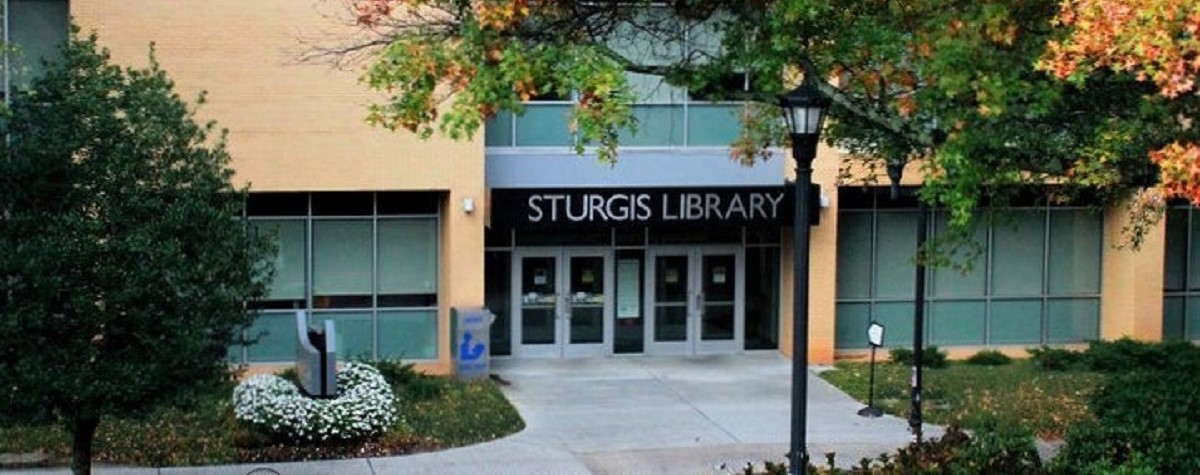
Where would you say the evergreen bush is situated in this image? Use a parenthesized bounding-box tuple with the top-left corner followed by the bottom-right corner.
(888, 346, 948, 368)
(965, 349, 1013, 366)
(1026, 345, 1085, 371)
(1055, 369, 1200, 473)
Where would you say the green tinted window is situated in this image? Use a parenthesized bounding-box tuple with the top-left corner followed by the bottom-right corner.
(313, 220, 373, 297)
(378, 218, 438, 295)
(929, 301, 985, 345)
(1189, 298, 1200, 340)
(836, 213, 872, 299)
(687, 104, 742, 147)
(484, 113, 513, 146)
(988, 299, 1043, 344)
(312, 312, 374, 359)
(874, 212, 918, 299)
(253, 219, 306, 300)
(7, 0, 69, 89)
(1164, 208, 1188, 291)
(515, 104, 573, 146)
(378, 310, 438, 359)
(834, 303, 871, 349)
(1045, 299, 1099, 343)
(874, 302, 916, 349)
(991, 211, 1045, 296)
(246, 312, 297, 362)
(1048, 210, 1102, 295)
(931, 213, 986, 297)
(1163, 296, 1185, 340)
(619, 105, 685, 146)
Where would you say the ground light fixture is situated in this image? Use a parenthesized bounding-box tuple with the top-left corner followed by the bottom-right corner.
(779, 72, 831, 475)
(858, 322, 886, 418)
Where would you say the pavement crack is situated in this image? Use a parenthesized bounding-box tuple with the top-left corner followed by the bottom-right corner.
(652, 372, 743, 444)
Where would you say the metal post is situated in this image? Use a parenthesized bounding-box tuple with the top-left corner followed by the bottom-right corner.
(909, 200, 928, 443)
(868, 346, 877, 405)
(789, 136, 816, 475)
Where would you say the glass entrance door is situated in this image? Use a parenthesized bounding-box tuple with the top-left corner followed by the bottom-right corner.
(512, 249, 612, 357)
(645, 246, 743, 355)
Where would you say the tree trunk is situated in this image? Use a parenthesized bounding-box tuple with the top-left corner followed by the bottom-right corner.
(70, 415, 99, 475)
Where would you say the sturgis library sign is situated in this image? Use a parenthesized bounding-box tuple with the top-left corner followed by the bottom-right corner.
(491, 186, 811, 229)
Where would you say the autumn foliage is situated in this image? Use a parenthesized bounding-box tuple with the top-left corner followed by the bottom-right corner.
(1043, 0, 1200, 203)
(331, 0, 1200, 236)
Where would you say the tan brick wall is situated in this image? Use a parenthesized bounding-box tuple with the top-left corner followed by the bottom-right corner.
(1102, 202, 1166, 341)
(780, 144, 840, 364)
(72, 1, 486, 374)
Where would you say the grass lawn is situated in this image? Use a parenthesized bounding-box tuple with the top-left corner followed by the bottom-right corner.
(819, 359, 1102, 439)
(0, 367, 525, 468)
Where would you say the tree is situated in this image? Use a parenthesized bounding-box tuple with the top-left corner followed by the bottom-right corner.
(0, 34, 271, 474)
(1041, 0, 1200, 204)
(321, 0, 1197, 237)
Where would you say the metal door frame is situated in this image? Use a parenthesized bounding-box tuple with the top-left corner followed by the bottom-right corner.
(644, 245, 744, 355)
(511, 247, 613, 357)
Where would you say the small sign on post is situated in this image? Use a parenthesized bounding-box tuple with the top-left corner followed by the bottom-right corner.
(857, 321, 886, 418)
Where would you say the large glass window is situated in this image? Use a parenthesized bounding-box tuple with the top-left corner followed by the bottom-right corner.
(5, 0, 69, 95)
(1164, 206, 1200, 340)
(230, 192, 441, 363)
(835, 189, 1103, 349)
(483, 9, 744, 149)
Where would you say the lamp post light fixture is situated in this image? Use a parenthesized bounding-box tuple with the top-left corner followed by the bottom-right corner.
(779, 73, 831, 475)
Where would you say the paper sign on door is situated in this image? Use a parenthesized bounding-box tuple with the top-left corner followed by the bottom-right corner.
(713, 266, 726, 284)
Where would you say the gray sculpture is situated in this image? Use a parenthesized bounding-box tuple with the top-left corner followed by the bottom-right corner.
(295, 310, 338, 397)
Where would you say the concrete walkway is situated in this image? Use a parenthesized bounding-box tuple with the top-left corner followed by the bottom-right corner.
(9, 353, 936, 474)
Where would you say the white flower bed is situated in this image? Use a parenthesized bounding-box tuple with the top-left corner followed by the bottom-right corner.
(233, 362, 398, 443)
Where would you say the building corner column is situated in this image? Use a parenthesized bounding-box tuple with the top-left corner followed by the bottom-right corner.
(1100, 202, 1167, 341)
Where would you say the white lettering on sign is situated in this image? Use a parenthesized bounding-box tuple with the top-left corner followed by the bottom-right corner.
(525, 191, 785, 224)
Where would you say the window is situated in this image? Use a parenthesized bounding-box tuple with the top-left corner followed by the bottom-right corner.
(483, 9, 743, 148)
(835, 189, 1103, 349)
(5, 0, 70, 97)
(1163, 206, 1200, 340)
(230, 192, 441, 363)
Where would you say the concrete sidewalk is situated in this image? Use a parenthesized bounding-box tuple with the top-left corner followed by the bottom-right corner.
(9, 354, 935, 474)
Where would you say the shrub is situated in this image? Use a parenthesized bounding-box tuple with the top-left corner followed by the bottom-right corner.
(363, 358, 446, 400)
(1083, 338, 1200, 373)
(965, 349, 1012, 366)
(744, 424, 1042, 474)
(889, 346, 948, 368)
(1056, 369, 1200, 473)
(233, 362, 398, 444)
(1027, 345, 1085, 371)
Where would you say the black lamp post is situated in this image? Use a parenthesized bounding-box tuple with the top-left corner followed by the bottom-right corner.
(780, 73, 831, 475)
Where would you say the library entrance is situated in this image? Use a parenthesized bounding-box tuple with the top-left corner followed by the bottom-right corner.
(512, 249, 612, 358)
(510, 246, 745, 357)
(646, 247, 743, 354)
(488, 186, 788, 359)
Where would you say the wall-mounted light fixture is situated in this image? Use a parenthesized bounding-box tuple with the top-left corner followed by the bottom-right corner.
(462, 197, 476, 214)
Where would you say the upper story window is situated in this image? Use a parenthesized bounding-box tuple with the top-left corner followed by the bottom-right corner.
(484, 9, 746, 149)
(3, 0, 70, 100)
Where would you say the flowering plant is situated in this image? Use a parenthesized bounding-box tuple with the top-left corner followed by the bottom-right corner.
(232, 362, 398, 443)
